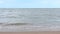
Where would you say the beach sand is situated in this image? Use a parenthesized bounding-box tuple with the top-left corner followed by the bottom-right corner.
(0, 31, 60, 34)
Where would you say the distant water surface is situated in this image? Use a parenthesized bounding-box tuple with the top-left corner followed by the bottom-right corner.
(0, 8, 60, 26)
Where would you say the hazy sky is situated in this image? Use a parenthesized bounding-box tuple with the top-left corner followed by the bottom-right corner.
(0, 0, 60, 8)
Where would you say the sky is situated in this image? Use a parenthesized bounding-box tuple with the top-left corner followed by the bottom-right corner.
(0, 0, 60, 8)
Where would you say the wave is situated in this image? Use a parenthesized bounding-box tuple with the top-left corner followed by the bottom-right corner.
(0, 23, 32, 26)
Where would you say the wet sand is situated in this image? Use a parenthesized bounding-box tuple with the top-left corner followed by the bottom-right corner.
(0, 31, 60, 34)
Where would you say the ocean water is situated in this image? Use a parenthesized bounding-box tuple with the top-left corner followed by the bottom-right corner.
(0, 8, 60, 32)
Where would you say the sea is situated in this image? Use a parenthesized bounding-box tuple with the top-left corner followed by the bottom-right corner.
(0, 8, 60, 25)
(0, 8, 60, 31)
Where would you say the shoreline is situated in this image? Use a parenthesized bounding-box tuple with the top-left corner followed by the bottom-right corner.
(0, 25, 60, 32)
(0, 31, 60, 34)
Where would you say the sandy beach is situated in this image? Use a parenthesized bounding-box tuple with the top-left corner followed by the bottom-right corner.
(0, 31, 60, 34)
